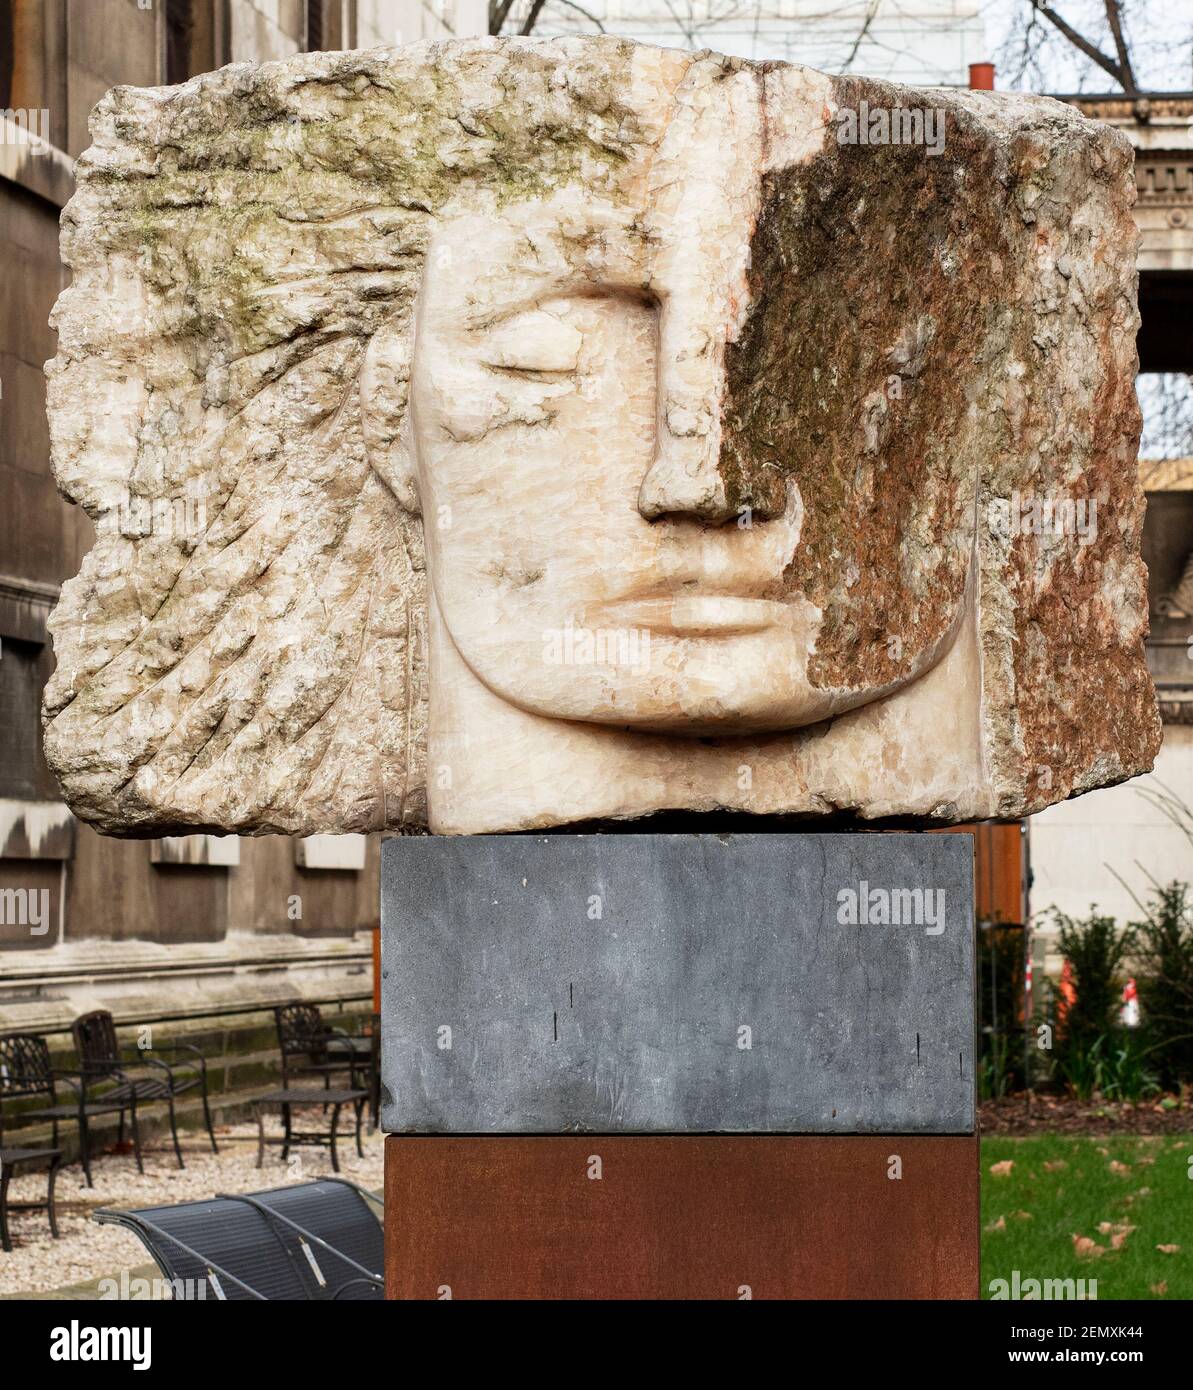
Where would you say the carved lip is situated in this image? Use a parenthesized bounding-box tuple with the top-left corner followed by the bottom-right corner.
(591, 595, 788, 636)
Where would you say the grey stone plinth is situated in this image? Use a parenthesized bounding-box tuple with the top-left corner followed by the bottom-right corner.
(381, 833, 975, 1135)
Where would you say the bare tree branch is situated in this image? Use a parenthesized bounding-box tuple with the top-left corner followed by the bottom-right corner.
(520, 0, 550, 34)
(1029, 0, 1127, 88)
(841, 0, 880, 72)
(1103, 0, 1139, 94)
(662, 0, 699, 49)
(490, 0, 516, 36)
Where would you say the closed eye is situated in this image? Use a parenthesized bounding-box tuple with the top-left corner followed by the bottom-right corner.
(477, 309, 582, 375)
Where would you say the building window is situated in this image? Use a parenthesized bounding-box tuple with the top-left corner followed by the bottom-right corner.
(165, 0, 193, 84)
(165, 0, 220, 84)
(0, 1, 14, 110)
(306, 1, 346, 53)
(306, 0, 324, 52)
(0, 0, 68, 152)
(1138, 372, 1193, 721)
(0, 640, 54, 801)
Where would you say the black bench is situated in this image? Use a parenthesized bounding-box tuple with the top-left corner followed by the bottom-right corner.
(94, 1179, 383, 1300)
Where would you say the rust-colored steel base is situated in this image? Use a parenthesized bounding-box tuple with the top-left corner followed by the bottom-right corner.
(385, 1134, 979, 1300)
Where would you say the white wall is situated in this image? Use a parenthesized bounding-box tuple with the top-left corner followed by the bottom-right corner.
(533, 0, 988, 87)
(227, 2, 488, 62)
(228, 0, 303, 62)
(358, 0, 489, 46)
(1028, 723, 1193, 936)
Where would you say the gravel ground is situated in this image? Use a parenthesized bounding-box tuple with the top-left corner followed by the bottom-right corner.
(0, 1118, 383, 1296)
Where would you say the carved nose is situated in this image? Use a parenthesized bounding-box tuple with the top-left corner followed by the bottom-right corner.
(638, 298, 787, 526)
(637, 405, 789, 525)
(637, 403, 738, 524)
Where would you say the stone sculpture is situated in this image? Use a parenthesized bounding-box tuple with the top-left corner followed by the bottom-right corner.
(43, 36, 1159, 835)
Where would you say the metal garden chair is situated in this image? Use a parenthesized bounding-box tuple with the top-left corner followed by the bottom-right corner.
(274, 1003, 371, 1093)
(0, 1034, 75, 1247)
(72, 1011, 218, 1174)
(0, 1030, 128, 1192)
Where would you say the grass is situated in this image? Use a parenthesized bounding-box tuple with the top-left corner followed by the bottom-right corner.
(981, 1134, 1192, 1299)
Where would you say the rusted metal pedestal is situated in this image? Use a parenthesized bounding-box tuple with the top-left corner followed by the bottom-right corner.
(381, 833, 978, 1300)
(385, 1134, 978, 1299)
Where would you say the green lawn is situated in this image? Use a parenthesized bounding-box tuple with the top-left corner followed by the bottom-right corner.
(981, 1134, 1192, 1300)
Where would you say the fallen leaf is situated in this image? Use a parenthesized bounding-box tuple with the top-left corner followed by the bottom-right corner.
(1012, 1210, 1033, 1222)
(989, 1160, 1014, 1177)
(1096, 1221, 1135, 1251)
(1138, 1156, 1156, 1166)
(1044, 1160, 1068, 1172)
(1109, 1160, 1132, 1176)
(1096, 1146, 1110, 1156)
(986, 1216, 1006, 1233)
(1156, 1244, 1181, 1255)
(1072, 1235, 1106, 1260)
(1151, 1282, 1168, 1295)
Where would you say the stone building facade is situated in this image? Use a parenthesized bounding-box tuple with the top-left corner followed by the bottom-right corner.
(0, 0, 485, 1043)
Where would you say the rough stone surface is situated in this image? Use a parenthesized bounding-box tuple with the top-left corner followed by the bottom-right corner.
(380, 832, 975, 1134)
(43, 36, 1159, 836)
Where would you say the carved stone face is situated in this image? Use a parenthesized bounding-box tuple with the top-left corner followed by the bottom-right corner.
(405, 190, 967, 738)
(411, 205, 809, 735)
(42, 40, 1157, 837)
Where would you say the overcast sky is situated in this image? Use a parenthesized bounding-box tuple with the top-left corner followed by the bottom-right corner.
(985, 0, 1193, 95)
(530, 2, 1193, 94)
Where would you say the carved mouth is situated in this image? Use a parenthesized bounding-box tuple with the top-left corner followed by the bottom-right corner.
(592, 595, 788, 635)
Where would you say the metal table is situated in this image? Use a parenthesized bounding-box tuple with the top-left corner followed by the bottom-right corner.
(253, 1089, 367, 1174)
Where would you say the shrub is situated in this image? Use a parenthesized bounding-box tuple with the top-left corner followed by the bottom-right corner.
(1051, 1032, 1159, 1102)
(1040, 906, 1135, 1097)
(1129, 882, 1193, 1089)
(977, 925, 1027, 1097)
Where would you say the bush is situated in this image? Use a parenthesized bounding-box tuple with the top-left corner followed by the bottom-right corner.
(1046, 906, 1134, 1046)
(1051, 1031, 1159, 1102)
(1042, 906, 1135, 1096)
(977, 925, 1027, 1097)
(1129, 881, 1193, 1090)
(979, 1030, 1018, 1100)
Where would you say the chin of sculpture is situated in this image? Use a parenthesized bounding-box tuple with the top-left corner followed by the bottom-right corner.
(42, 36, 1159, 837)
